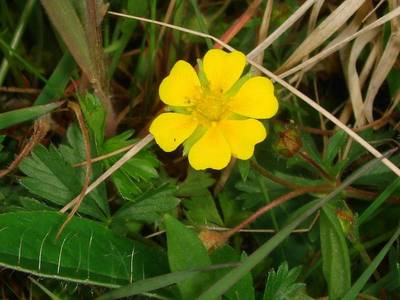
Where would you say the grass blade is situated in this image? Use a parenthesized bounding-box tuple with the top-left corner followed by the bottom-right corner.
(0, 0, 37, 86)
(40, 0, 93, 79)
(96, 264, 235, 300)
(358, 177, 400, 225)
(34, 53, 75, 105)
(342, 224, 400, 300)
(0, 101, 62, 130)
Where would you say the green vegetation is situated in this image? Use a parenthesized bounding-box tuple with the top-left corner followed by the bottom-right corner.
(0, 1, 399, 299)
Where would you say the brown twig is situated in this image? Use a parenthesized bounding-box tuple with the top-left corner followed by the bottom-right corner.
(301, 111, 397, 136)
(250, 160, 299, 189)
(0, 86, 40, 94)
(222, 185, 332, 240)
(73, 143, 134, 167)
(214, 0, 262, 48)
(57, 102, 92, 238)
(0, 118, 49, 178)
(299, 151, 334, 181)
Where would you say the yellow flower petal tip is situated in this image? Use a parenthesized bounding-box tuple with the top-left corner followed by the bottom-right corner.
(188, 125, 231, 170)
(203, 49, 246, 93)
(151, 49, 279, 170)
(159, 60, 200, 107)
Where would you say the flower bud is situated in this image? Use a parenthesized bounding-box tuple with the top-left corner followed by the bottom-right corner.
(274, 125, 302, 157)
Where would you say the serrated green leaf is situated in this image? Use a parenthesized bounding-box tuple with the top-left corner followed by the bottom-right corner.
(102, 131, 159, 201)
(0, 211, 167, 287)
(177, 169, 215, 197)
(164, 214, 213, 299)
(78, 93, 106, 147)
(113, 183, 180, 223)
(263, 262, 308, 300)
(0, 101, 62, 130)
(320, 205, 351, 299)
(19, 144, 107, 220)
(58, 123, 109, 216)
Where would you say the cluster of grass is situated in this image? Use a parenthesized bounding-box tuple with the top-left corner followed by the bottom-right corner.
(0, 0, 399, 299)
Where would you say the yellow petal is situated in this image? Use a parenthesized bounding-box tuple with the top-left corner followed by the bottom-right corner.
(203, 49, 246, 93)
(219, 119, 266, 160)
(188, 124, 231, 170)
(229, 76, 278, 119)
(149, 113, 198, 152)
(159, 60, 200, 106)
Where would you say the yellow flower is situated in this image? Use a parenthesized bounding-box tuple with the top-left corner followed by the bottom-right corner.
(150, 49, 278, 170)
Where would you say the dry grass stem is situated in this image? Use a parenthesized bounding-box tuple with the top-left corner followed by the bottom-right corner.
(364, 26, 400, 122)
(57, 102, 93, 237)
(0, 118, 49, 178)
(279, 6, 400, 78)
(73, 143, 134, 167)
(61, 133, 154, 212)
(247, 0, 317, 60)
(251, 0, 273, 72)
(346, 25, 379, 126)
(278, 0, 366, 72)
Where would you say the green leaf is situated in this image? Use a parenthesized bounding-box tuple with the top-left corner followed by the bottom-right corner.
(354, 155, 400, 189)
(19, 144, 108, 220)
(196, 153, 382, 300)
(184, 192, 223, 226)
(96, 263, 237, 300)
(107, 0, 148, 77)
(113, 183, 180, 223)
(238, 160, 250, 182)
(96, 269, 205, 300)
(164, 214, 213, 299)
(324, 130, 347, 167)
(218, 191, 249, 226)
(34, 53, 76, 105)
(263, 262, 309, 300)
(342, 225, 400, 300)
(0, 211, 167, 287)
(359, 177, 400, 225)
(320, 205, 351, 299)
(211, 246, 255, 300)
(0, 101, 63, 130)
(102, 131, 159, 201)
(78, 93, 106, 147)
(176, 169, 215, 197)
(0, 135, 4, 152)
(41, 0, 94, 79)
(58, 123, 109, 216)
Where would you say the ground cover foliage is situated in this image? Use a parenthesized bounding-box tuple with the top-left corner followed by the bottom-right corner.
(0, 0, 399, 299)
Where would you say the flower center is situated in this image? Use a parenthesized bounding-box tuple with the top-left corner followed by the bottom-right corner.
(189, 87, 230, 124)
